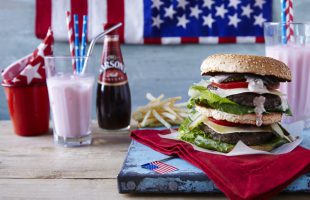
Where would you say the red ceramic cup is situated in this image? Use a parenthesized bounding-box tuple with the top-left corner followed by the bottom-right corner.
(2, 83, 50, 136)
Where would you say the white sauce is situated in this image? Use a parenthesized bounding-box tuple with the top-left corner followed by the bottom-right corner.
(246, 77, 269, 94)
(253, 96, 266, 126)
(210, 75, 230, 83)
(280, 97, 289, 111)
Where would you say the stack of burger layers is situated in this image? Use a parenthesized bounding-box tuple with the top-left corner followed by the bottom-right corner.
(179, 54, 294, 153)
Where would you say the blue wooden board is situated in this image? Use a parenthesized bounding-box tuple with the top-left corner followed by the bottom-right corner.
(117, 129, 310, 194)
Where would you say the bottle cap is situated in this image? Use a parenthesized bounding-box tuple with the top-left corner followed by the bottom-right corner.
(103, 23, 119, 35)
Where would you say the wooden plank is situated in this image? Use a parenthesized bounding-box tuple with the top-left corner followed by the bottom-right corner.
(0, 121, 132, 179)
(0, 179, 309, 200)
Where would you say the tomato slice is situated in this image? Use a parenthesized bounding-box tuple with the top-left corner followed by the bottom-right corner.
(208, 117, 240, 127)
(211, 81, 248, 89)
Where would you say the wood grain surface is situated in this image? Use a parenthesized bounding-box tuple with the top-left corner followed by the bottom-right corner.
(0, 121, 309, 199)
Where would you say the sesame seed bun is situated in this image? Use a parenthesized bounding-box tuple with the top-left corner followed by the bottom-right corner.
(196, 106, 282, 125)
(201, 54, 291, 82)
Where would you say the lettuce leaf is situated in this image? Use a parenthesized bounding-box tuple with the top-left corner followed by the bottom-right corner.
(188, 85, 292, 115)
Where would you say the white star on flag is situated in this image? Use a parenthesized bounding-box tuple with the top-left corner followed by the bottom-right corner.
(241, 4, 253, 18)
(254, 13, 266, 27)
(151, 0, 163, 10)
(202, 0, 214, 9)
(37, 43, 47, 57)
(164, 5, 176, 19)
(20, 63, 42, 84)
(202, 14, 215, 28)
(228, 0, 241, 9)
(228, 13, 241, 28)
(190, 5, 202, 19)
(177, 14, 190, 28)
(215, 4, 228, 18)
(152, 15, 163, 28)
(254, 0, 265, 9)
(177, 0, 188, 10)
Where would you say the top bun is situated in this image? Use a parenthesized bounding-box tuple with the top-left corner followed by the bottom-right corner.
(201, 54, 291, 81)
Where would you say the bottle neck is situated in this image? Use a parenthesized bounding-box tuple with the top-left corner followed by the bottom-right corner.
(101, 34, 124, 72)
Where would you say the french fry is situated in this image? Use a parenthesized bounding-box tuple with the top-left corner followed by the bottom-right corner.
(132, 93, 189, 128)
(152, 110, 171, 129)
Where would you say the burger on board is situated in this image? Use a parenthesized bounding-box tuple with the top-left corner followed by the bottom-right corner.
(179, 54, 294, 153)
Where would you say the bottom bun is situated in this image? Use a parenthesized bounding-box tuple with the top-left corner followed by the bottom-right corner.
(196, 106, 282, 125)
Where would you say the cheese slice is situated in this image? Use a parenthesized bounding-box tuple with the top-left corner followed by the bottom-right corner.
(212, 87, 283, 97)
(203, 118, 272, 134)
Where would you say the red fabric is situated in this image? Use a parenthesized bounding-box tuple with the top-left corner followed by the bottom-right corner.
(35, 0, 51, 39)
(181, 37, 199, 44)
(131, 129, 310, 200)
(107, 0, 124, 43)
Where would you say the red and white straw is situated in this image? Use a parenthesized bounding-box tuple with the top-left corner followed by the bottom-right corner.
(66, 11, 76, 71)
(285, 0, 294, 41)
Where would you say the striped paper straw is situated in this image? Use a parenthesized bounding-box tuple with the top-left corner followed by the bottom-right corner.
(73, 14, 80, 73)
(286, 0, 294, 41)
(65, 11, 76, 71)
(281, 0, 287, 44)
(80, 15, 88, 71)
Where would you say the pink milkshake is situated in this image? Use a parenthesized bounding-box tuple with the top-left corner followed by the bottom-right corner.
(47, 74, 94, 146)
(266, 45, 310, 123)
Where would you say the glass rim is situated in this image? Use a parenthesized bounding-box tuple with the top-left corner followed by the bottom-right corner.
(44, 55, 90, 59)
(264, 22, 310, 26)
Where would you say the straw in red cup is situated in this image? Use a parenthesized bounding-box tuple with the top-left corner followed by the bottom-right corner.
(65, 11, 76, 72)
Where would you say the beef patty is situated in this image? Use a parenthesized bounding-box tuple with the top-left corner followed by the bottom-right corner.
(203, 124, 275, 145)
(207, 85, 282, 110)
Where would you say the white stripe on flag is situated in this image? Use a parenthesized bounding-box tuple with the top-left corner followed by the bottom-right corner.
(88, 0, 107, 40)
(124, 0, 144, 44)
(52, 0, 71, 41)
(199, 37, 219, 44)
(236, 37, 256, 43)
(161, 37, 181, 44)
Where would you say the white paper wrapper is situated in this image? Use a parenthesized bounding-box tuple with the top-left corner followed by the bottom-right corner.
(159, 122, 303, 156)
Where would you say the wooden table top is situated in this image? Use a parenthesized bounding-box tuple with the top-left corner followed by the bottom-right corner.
(0, 120, 309, 200)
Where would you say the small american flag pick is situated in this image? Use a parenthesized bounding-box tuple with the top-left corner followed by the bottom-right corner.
(142, 159, 178, 174)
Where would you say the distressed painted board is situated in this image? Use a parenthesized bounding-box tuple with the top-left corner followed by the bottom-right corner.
(118, 130, 310, 194)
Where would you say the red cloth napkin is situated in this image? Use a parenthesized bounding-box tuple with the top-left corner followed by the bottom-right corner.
(1, 28, 54, 86)
(131, 129, 310, 200)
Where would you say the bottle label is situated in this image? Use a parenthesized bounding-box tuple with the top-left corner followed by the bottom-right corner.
(99, 68, 128, 86)
(103, 55, 124, 71)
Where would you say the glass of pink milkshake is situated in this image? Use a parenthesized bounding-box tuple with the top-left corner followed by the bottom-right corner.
(264, 22, 310, 127)
(44, 56, 94, 147)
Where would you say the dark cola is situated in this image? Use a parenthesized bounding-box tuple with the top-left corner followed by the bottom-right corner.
(96, 24, 131, 131)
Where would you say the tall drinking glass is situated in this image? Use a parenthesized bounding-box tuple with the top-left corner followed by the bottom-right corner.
(44, 56, 94, 147)
(264, 22, 310, 127)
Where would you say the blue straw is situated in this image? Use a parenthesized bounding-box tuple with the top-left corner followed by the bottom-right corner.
(281, 0, 287, 44)
(73, 14, 80, 73)
(80, 15, 88, 71)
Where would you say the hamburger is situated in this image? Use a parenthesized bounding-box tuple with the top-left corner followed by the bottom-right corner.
(179, 54, 294, 153)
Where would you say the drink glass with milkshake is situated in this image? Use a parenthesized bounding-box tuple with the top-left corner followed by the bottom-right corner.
(44, 56, 94, 147)
(264, 22, 310, 128)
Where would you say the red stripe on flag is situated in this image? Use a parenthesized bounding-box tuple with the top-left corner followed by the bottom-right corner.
(144, 38, 162, 44)
(181, 37, 199, 44)
(107, 0, 125, 43)
(256, 37, 265, 43)
(35, 0, 51, 39)
(71, 0, 88, 41)
(218, 37, 236, 43)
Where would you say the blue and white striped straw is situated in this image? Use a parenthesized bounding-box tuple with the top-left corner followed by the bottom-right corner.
(281, 0, 287, 44)
(80, 15, 88, 71)
(73, 14, 80, 73)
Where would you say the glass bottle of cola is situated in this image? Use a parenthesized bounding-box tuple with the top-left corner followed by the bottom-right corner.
(96, 23, 131, 131)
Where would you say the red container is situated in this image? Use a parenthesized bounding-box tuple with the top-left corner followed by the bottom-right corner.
(2, 83, 50, 136)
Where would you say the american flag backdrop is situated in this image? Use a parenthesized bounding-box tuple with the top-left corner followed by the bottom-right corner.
(36, 0, 272, 44)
